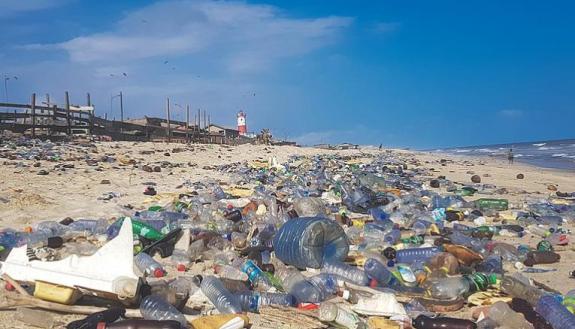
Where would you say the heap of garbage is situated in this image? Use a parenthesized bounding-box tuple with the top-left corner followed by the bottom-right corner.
(1, 152, 575, 329)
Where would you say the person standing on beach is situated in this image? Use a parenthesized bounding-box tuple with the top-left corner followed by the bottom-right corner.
(508, 148, 514, 164)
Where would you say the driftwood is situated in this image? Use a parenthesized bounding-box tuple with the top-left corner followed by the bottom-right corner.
(253, 305, 327, 329)
(0, 274, 200, 322)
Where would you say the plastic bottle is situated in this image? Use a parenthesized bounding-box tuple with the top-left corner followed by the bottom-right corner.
(169, 276, 201, 297)
(321, 260, 369, 286)
(500, 276, 546, 306)
(131, 218, 165, 240)
(510, 298, 553, 329)
(428, 273, 497, 300)
(170, 250, 190, 272)
(536, 295, 575, 329)
(412, 315, 477, 329)
(475, 255, 503, 274)
(273, 217, 349, 269)
(318, 302, 363, 329)
(487, 301, 534, 329)
(214, 264, 249, 281)
(293, 197, 328, 217)
(200, 276, 242, 314)
(135, 253, 165, 278)
(236, 291, 295, 312)
(523, 251, 560, 266)
(241, 259, 273, 291)
(363, 258, 394, 286)
(474, 198, 508, 211)
(139, 295, 187, 327)
(384, 228, 401, 245)
(385, 247, 441, 265)
(96, 320, 181, 329)
(276, 267, 334, 303)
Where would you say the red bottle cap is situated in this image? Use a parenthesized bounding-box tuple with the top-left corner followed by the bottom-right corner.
(177, 264, 186, 272)
(369, 278, 378, 288)
(96, 322, 106, 329)
(153, 268, 164, 278)
(298, 303, 319, 310)
(4, 282, 14, 291)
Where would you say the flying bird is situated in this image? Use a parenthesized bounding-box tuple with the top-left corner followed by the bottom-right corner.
(163, 60, 169, 64)
(122, 72, 128, 77)
(110, 74, 115, 77)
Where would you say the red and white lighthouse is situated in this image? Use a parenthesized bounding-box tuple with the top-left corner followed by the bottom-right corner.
(237, 111, 247, 135)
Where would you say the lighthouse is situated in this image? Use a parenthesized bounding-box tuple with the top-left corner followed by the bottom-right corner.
(237, 111, 247, 135)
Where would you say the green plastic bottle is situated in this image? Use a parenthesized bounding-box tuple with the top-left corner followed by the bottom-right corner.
(130, 218, 164, 240)
(475, 198, 509, 211)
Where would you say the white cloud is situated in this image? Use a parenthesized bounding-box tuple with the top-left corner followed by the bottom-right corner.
(52, 0, 352, 73)
(498, 109, 524, 118)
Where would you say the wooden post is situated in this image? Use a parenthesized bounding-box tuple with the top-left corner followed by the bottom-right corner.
(65, 91, 71, 135)
(197, 108, 201, 142)
(119, 91, 124, 133)
(186, 104, 190, 143)
(87, 92, 93, 135)
(31, 93, 36, 138)
(166, 97, 171, 143)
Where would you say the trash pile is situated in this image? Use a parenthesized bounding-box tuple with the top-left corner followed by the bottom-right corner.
(1, 152, 575, 329)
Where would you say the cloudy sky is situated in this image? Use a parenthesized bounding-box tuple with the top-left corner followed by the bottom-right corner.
(1, 0, 574, 148)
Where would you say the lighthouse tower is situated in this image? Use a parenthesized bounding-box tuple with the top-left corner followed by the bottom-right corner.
(237, 111, 247, 135)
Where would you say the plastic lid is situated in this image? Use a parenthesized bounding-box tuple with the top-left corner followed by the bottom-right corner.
(96, 322, 106, 329)
(369, 278, 378, 288)
(23, 226, 33, 233)
(177, 264, 186, 272)
(153, 268, 164, 278)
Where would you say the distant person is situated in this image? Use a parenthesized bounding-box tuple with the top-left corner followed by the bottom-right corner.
(379, 143, 383, 151)
(508, 148, 514, 164)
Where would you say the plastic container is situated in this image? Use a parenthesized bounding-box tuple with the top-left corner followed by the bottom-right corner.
(273, 217, 349, 269)
(363, 258, 394, 286)
(33, 281, 81, 305)
(236, 291, 295, 312)
(384, 228, 401, 245)
(536, 295, 575, 329)
(321, 259, 369, 286)
(488, 301, 534, 329)
(135, 253, 165, 278)
(214, 264, 249, 281)
(200, 276, 242, 314)
(319, 302, 363, 329)
(139, 295, 187, 327)
(428, 273, 497, 300)
(276, 267, 335, 303)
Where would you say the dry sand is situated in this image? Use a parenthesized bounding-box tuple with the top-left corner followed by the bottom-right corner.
(0, 141, 574, 328)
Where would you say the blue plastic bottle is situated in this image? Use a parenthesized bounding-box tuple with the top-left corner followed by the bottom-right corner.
(536, 295, 575, 329)
(364, 258, 394, 286)
(394, 247, 441, 264)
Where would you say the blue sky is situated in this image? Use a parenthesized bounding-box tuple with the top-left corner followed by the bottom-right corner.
(1, 0, 574, 148)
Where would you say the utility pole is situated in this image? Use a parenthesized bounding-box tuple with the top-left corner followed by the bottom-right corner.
(65, 91, 71, 135)
(166, 97, 171, 143)
(186, 104, 190, 143)
(31, 93, 36, 138)
(87, 92, 93, 135)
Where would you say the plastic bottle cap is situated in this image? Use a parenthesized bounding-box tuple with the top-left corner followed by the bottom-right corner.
(96, 323, 106, 329)
(23, 226, 33, 233)
(4, 282, 14, 291)
(153, 268, 164, 278)
(177, 264, 186, 272)
(369, 278, 378, 288)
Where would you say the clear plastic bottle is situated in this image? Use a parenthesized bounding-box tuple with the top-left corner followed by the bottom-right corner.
(214, 264, 249, 281)
(390, 247, 441, 265)
(241, 259, 273, 291)
(236, 291, 295, 312)
(500, 276, 546, 306)
(363, 258, 394, 286)
(428, 273, 497, 300)
(134, 253, 165, 278)
(170, 250, 190, 272)
(139, 295, 187, 327)
(293, 197, 328, 217)
(273, 217, 349, 269)
(276, 267, 334, 303)
(200, 276, 242, 314)
(318, 302, 363, 329)
(384, 228, 401, 245)
(536, 295, 575, 329)
(321, 260, 369, 286)
(169, 276, 201, 297)
(488, 301, 534, 329)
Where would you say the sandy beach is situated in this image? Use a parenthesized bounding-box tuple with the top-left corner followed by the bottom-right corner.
(1, 141, 575, 328)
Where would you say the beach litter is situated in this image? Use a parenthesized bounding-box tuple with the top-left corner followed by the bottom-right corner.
(0, 142, 574, 328)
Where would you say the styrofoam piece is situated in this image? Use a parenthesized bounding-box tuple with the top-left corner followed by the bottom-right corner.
(0, 218, 139, 298)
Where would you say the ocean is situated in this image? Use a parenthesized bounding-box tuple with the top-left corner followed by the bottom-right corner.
(432, 139, 575, 171)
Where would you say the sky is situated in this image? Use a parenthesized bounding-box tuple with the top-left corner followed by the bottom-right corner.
(1, 0, 574, 149)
